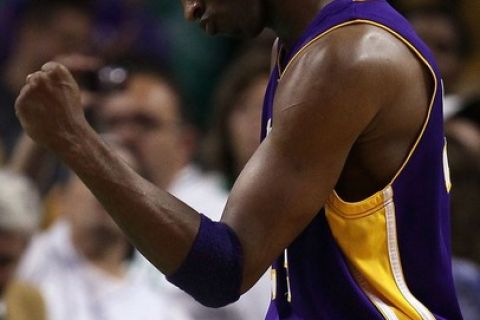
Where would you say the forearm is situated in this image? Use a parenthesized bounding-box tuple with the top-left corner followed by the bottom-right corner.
(15, 62, 245, 306)
(56, 125, 201, 274)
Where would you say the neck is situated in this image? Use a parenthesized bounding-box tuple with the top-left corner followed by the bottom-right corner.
(267, 0, 334, 49)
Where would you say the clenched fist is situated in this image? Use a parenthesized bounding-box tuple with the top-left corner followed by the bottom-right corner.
(15, 62, 89, 151)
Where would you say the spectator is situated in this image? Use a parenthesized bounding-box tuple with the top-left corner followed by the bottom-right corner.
(445, 119, 480, 319)
(446, 119, 480, 264)
(455, 97, 480, 129)
(16, 140, 182, 320)
(0, 170, 46, 320)
(92, 0, 170, 63)
(406, 4, 471, 119)
(0, 138, 4, 166)
(203, 42, 272, 188)
(98, 63, 271, 319)
(0, 0, 94, 157)
(452, 259, 480, 320)
(98, 62, 227, 212)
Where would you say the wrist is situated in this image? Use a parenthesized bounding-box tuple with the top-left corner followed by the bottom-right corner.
(51, 122, 97, 163)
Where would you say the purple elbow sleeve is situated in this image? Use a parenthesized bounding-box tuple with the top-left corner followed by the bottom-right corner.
(167, 214, 243, 308)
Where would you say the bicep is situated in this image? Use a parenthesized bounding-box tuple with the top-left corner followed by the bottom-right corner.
(222, 131, 345, 292)
(221, 41, 383, 291)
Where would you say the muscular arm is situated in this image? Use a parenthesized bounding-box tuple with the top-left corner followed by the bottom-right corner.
(15, 25, 404, 296)
(225, 26, 397, 289)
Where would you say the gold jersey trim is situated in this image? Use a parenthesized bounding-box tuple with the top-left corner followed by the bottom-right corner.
(326, 187, 436, 319)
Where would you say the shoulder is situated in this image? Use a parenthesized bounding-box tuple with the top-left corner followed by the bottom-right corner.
(276, 23, 419, 111)
(283, 23, 414, 86)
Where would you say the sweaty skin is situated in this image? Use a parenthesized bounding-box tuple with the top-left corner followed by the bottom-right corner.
(15, 0, 430, 294)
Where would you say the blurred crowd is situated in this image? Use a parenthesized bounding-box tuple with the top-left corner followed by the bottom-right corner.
(0, 0, 478, 319)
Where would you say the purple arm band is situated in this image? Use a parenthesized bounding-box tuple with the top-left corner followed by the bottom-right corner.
(167, 214, 243, 308)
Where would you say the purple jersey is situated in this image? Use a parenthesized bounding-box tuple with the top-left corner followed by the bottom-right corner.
(262, 0, 463, 319)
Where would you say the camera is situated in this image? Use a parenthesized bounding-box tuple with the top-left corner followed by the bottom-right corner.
(76, 66, 128, 92)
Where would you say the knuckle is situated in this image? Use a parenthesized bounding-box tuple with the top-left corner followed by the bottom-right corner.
(28, 78, 39, 89)
(53, 63, 67, 75)
(31, 73, 47, 88)
(41, 61, 63, 76)
(42, 61, 57, 69)
(53, 64, 63, 73)
(38, 72, 49, 82)
(28, 71, 44, 85)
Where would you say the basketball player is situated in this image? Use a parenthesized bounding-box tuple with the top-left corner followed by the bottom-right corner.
(15, 0, 462, 318)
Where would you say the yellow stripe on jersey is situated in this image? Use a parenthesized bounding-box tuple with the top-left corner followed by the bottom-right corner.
(325, 187, 435, 320)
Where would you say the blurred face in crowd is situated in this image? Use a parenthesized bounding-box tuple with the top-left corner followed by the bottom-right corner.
(20, 7, 92, 68)
(0, 136, 4, 165)
(0, 230, 28, 295)
(62, 175, 125, 257)
(180, 0, 266, 37)
(409, 13, 462, 92)
(228, 75, 269, 172)
(62, 145, 138, 260)
(101, 74, 194, 189)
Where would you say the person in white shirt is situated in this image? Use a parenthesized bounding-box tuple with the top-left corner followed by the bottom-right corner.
(406, 5, 471, 119)
(0, 170, 46, 320)
(99, 64, 270, 319)
(17, 143, 185, 320)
